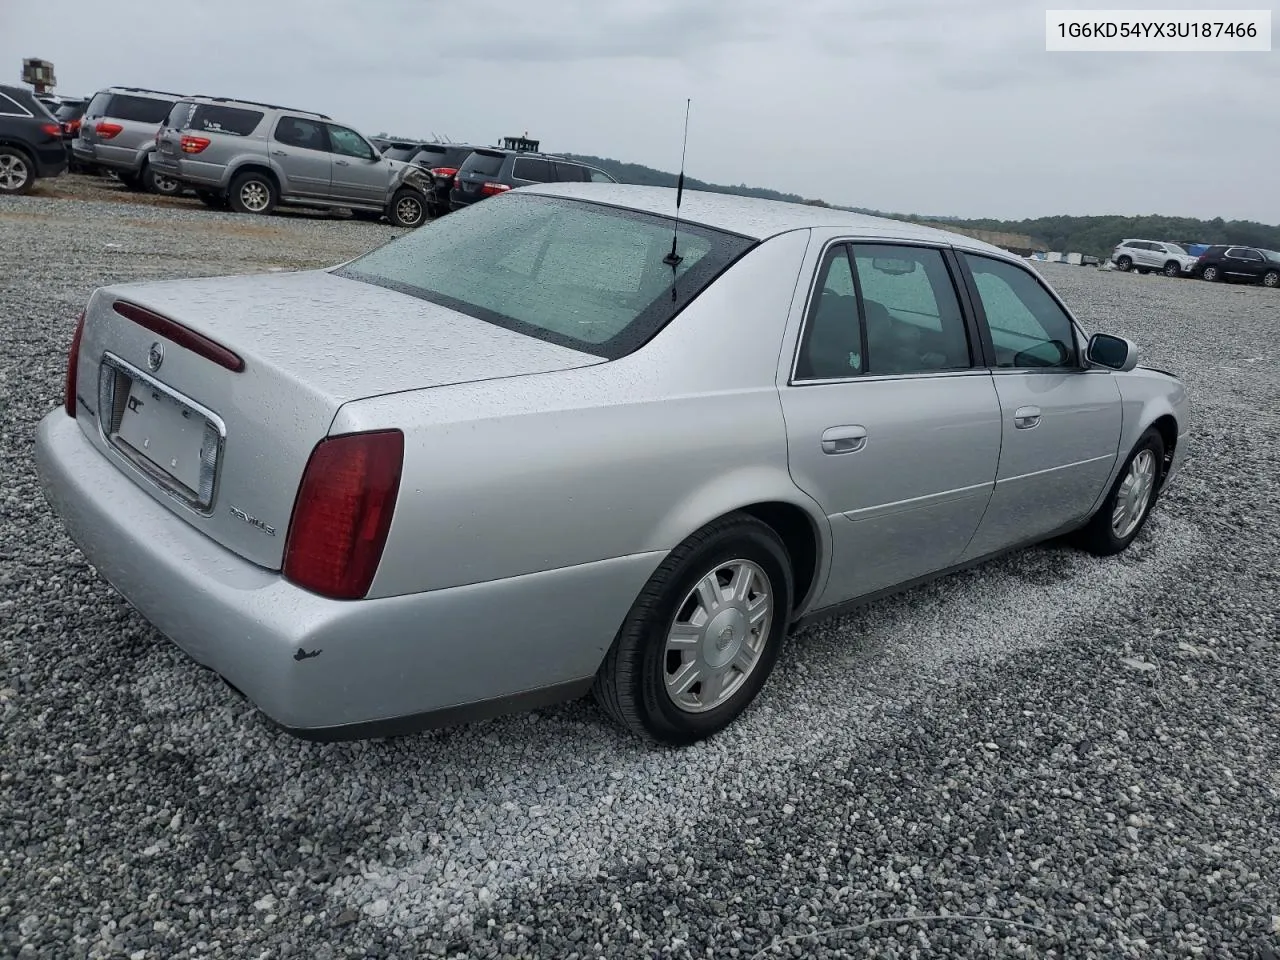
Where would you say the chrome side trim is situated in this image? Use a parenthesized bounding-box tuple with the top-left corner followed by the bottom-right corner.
(839, 480, 994, 522)
(995, 453, 1114, 486)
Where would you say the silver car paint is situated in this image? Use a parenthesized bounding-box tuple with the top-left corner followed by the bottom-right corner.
(74, 90, 177, 176)
(35, 184, 1191, 734)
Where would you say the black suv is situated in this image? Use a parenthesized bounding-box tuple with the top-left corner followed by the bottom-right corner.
(384, 142, 482, 215)
(1194, 245, 1280, 287)
(450, 138, 615, 211)
(0, 84, 68, 195)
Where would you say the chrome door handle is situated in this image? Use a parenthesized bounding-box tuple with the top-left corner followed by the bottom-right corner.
(271, 150, 288, 157)
(821, 425, 868, 455)
(1014, 405, 1042, 429)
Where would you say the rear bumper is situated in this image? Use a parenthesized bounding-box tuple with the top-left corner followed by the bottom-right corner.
(35, 412, 661, 737)
(34, 144, 68, 178)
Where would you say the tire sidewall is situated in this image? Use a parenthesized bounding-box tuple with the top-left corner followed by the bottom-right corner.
(1096, 430, 1165, 551)
(230, 174, 275, 214)
(1203, 265, 1219, 281)
(391, 190, 425, 228)
(1116, 256, 1132, 271)
(1264, 271, 1279, 288)
(632, 524, 793, 743)
(1164, 262, 1179, 277)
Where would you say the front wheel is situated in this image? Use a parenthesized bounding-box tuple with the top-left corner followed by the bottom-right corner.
(1201, 264, 1220, 282)
(1263, 270, 1279, 288)
(593, 513, 793, 745)
(388, 189, 426, 228)
(1074, 429, 1164, 556)
(1163, 261, 1181, 278)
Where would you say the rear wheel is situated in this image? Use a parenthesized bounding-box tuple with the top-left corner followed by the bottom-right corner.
(0, 147, 34, 195)
(1263, 270, 1279, 288)
(1115, 255, 1133, 271)
(1074, 429, 1164, 556)
(1163, 261, 1181, 278)
(593, 513, 793, 745)
(388, 189, 426, 228)
(117, 171, 143, 191)
(229, 171, 277, 215)
(142, 164, 182, 196)
(1201, 264, 1220, 281)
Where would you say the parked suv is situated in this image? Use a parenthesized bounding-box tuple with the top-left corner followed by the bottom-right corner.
(379, 141, 482, 216)
(151, 96, 433, 227)
(1193, 245, 1280, 287)
(0, 84, 68, 195)
(450, 145, 615, 211)
(1110, 239, 1198, 277)
(73, 87, 185, 194)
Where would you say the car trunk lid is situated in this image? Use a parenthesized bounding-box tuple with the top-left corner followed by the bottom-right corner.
(71, 269, 601, 570)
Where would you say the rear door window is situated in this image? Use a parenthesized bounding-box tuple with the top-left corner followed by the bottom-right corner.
(512, 157, 554, 182)
(273, 116, 328, 151)
(0, 92, 28, 117)
(109, 95, 175, 124)
(553, 162, 590, 183)
(189, 104, 263, 137)
(327, 124, 376, 159)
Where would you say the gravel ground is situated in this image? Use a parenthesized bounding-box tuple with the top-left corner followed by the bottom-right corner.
(2, 182, 1278, 959)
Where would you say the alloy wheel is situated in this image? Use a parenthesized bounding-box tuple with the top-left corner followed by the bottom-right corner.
(239, 181, 270, 213)
(0, 154, 31, 192)
(1112, 449, 1156, 540)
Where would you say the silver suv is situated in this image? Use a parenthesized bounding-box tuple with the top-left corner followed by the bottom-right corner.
(151, 96, 432, 227)
(1111, 239, 1198, 277)
(73, 87, 185, 195)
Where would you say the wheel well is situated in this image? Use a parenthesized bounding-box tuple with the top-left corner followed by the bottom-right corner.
(0, 140, 36, 165)
(738, 502, 820, 614)
(1151, 414, 1178, 482)
(231, 164, 279, 191)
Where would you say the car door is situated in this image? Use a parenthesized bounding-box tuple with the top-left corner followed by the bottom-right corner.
(326, 124, 389, 205)
(956, 252, 1123, 559)
(779, 241, 1002, 606)
(269, 115, 333, 197)
(1224, 246, 1265, 280)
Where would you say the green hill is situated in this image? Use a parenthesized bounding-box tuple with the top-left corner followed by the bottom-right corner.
(563, 153, 1280, 258)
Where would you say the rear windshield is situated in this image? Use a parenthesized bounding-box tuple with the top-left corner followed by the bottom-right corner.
(335, 194, 755, 359)
(189, 104, 263, 136)
(109, 94, 175, 124)
(382, 144, 423, 162)
(55, 102, 86, 121)
(460, 150, 505, 177)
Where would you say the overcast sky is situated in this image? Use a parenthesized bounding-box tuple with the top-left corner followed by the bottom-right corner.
(3, 0, 1277, 222)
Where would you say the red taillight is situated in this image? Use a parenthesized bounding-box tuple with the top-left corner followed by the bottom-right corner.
(64, 311, 86, 418)
(41, 122, 61, 138)
(480, 182, 511, 197)
(180, 135, 211, 154)
(65, 119, 81, 135)
(283, 431, 404, 600)
(430, 166, 458, 178)
(95, 121, 123, 139)
(112, 300, 245, 372)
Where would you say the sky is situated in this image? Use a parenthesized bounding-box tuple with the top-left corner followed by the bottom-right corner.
(3, 0, 1278, 222)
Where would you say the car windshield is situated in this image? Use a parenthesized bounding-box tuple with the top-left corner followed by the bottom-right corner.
(335, 194, 755, 359)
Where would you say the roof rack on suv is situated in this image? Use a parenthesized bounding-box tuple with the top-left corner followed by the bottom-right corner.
(184, 94, 331, 118)
(107, 86, 188, 98)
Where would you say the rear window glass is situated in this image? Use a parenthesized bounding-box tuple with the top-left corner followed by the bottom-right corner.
(383, 144, 423, 162)
(189, 104, 262, 136)
(55, 102, 86, 121)
(336, 194, 755, 359)
(109, 95, 175, 124)
(461, 150, 505, 177)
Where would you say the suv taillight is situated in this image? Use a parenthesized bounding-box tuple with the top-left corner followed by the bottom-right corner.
(40, 123, 61, 138)
(180, 135, 211, 154)
(65, 119, 81, 135)
(64, 311, 86, 418)
(283, 430, 404, 600)
(480, 182, 511, 197)
(95, 121, 123, 139)
(430, 166, 458, 178)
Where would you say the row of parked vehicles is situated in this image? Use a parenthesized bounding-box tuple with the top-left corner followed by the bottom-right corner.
(1, 82, 618, 228)
(1110, 238, 1280, 288)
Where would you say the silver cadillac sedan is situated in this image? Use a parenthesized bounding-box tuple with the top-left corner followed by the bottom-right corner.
(35, 183, 1190, 745)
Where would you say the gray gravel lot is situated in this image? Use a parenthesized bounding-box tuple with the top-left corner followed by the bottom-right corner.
(2, 182, 1278, 959)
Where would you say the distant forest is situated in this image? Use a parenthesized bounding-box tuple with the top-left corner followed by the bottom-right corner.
(564, 153, 1280, 258)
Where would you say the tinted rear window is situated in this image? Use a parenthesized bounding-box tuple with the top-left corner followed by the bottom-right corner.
(383, 144, 423, 162)
(109, 95, 175, 124)
(335, 194, 755, 359)
(460, 150, 505, 177)
(55, 102, 86, 121)
(189, 104, 263, 136)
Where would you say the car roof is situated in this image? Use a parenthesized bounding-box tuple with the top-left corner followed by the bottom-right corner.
(519, 182, 1009, 252)
(100, 86, 186, 99)
(179, 94, 330, 118)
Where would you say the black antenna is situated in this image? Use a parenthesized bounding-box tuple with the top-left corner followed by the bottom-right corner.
(663, 98, 691, 268)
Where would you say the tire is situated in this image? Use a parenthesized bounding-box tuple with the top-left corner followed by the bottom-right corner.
(593, 513, 794, 745)
(228, 171, 277, 215)
(142, 164, 182, 197)
(0, 146, 34, 195)
(1201, 264, 1220, 282)
(388, 189, 426, 228)
(1074, 428, 1165, 557)
(196, 190, 228, 210)
(1115, 255, 1133, 272)
(1263, 270, 1279, 288)
(1163, 261, 1181, 278)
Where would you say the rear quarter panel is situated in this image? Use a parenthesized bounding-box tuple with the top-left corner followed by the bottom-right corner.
(329, 229, 834, 599)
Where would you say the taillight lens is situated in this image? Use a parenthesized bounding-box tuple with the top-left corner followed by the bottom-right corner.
(65, 119, 81, 135)
(180, 135, 211, 154)
(480, 182, 511, 197)
(95, 121, 123, 139)
(283, 431, 404, 600)
(41, 123, 61, 138)
(64, 310, 86, 418)
(430, 166, 458, 178)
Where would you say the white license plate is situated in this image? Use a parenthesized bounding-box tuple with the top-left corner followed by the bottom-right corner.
(114, 378, 209, 495)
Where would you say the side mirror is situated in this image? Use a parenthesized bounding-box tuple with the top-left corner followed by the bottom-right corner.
(1087, 333, 1139, 371)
